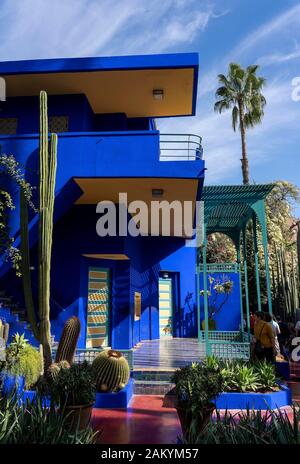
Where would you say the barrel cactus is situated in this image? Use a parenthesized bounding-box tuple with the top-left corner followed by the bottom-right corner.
(55, 317, 80, 365)
(92, 349, 130, 393)
(47, 360, 70, 382)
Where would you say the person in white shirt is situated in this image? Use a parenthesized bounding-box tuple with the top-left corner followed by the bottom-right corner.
(265, 313, 281, 357)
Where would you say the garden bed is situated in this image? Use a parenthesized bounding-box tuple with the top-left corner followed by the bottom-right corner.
(94, 378, 134, 409)
(214, 383, 292, 410)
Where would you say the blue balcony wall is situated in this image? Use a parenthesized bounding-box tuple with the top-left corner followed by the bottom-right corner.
(0, 131, 204, 241)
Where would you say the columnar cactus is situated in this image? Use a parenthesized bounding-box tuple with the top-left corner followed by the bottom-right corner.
(38, 91, 57, 370)
(0, 320, 3, 339)
(55, 317, 81, 365)
(19, 90, 57, 371)
(92, 349, 130, 393)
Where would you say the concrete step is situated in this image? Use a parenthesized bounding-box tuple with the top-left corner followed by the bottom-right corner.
(134, 379, 174, 395)
(133, 369, 175, 395)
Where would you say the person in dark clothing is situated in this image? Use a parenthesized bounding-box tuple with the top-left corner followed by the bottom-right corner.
(277, 315, 291, 359)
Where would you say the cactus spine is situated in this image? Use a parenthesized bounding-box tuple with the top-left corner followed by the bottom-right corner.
(55, 316, 81, 365)
(92, 349, 130, 393)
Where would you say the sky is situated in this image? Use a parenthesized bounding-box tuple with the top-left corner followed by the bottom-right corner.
(0, 0, 299, 212)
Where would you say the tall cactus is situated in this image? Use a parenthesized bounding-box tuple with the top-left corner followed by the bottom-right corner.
(55, 316, 81, 365)
(19, 90, 57, 370)
(38, 91, 57, 369)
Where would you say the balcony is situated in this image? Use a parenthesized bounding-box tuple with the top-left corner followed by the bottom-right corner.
(0, 131, 204, 193)
(159, 133, 203, 161)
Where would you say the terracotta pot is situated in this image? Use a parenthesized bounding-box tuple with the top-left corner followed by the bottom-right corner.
(64, 402, 94, 431)
(176, 402, 215, 437)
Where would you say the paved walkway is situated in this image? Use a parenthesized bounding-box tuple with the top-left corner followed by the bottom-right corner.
(92, 395, 180, 444)
(92, 381, 300, 445)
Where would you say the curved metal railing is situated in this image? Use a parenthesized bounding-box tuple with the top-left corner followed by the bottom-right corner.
(159, 133, 203, 161)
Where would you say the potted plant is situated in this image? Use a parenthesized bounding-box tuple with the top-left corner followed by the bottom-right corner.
(172, 362, 223, 439)
(50, 360, 96, 430)
(1, 333, 42, 395)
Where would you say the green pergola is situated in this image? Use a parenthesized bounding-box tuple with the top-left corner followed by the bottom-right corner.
(196, 184, 274, 358)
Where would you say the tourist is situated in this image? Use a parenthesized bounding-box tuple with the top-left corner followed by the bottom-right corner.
(253, 311, 275, 363)
(264, 313, 281, 357)
(277, 315, 290, 358)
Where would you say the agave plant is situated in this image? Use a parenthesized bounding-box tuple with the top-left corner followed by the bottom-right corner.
(253, 361, 278, 392)
(230, 364, 260, 392)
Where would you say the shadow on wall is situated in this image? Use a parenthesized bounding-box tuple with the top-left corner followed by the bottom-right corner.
(173, 299, 197, 338)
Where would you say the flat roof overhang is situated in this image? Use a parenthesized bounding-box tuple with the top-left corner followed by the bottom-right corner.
(74, 177, 199, 238)
(0, 53, 199, 118)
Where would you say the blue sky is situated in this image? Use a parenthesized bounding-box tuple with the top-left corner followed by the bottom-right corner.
(0, 0, 299, 211)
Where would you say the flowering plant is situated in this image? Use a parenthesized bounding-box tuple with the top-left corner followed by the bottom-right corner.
(200, 274, 233, 317)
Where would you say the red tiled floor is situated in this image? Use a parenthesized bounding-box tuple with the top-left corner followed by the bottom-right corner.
(91, 395, 181, 444)
(91, 380, 300, 445)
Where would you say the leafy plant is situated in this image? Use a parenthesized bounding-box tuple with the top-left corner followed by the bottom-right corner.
(172, 362, 223, 409)
(200, 274, 234, 319)
(5, 334, 42, 389)
(203, 357, 278, 393)
(50, 361, 96, 406)
(8, 333, 28, 356)
(0, 393, 98, 444)
(182, 405, 300, 444)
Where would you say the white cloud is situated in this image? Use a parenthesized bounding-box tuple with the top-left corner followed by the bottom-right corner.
(0, 0, 215, 60)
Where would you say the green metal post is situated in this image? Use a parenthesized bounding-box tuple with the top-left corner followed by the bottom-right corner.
(202, 223, 210, 356)
(252, 214, 262, 311)
(237, 239, 244, 333)
(196, 250, 201, 343)
(242, 227, 250, 335)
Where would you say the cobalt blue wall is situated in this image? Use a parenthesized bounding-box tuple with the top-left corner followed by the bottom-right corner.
(160, 245, 198, 337)
(199, 271, 241, 330)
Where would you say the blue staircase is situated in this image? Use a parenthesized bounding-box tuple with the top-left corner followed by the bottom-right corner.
(0, 290, 38, 346)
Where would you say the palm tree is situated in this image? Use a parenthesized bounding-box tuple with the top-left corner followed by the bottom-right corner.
(214, 63, 266, 184)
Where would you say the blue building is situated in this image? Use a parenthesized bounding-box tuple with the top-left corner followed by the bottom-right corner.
(0, 53, 206, 350)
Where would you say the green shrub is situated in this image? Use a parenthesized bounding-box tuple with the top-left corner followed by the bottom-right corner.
(172, 362, 223, 409)
(50, 361, 96, 406)
(5, 336, 42, 389)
